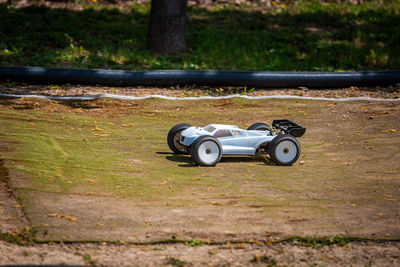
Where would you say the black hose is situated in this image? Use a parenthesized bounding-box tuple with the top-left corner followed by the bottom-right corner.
(0, 66, 399, 88)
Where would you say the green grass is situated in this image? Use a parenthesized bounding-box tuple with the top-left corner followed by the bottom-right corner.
(0, 0, 399, 71)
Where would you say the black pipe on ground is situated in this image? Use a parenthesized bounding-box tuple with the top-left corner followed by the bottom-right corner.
(0, 66, 399, 88)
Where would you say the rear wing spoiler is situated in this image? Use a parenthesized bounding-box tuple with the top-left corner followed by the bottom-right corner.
(272, 119, 306, 137)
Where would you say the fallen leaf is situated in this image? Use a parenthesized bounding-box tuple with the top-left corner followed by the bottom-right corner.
(237, 243, 245, 249)
(87, 179, 96, 183)
(378, 213, 383, 216)
(66, 216, 77, 222)
(0, 202, 6, 206)
(48, 213, 58, 217)
(381, 129, 397, 133)
(97, 223, 105, 227)
(384, 195, 393, 198)
(351, 203, 356, 207)
(138, 245, 151, 251)
(121, 123, 134, 127)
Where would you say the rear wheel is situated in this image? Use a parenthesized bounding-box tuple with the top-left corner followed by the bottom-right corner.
(247, 122, 273, 134)
(167, 123, 191, 154)
(268, 134, 300, 166)
(191, 135, 222, 166)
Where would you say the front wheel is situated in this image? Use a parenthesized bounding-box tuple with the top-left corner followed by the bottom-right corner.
(191, 136, 222, 166)
(268, 134, 300, 166)
(167, 123, 191, 154)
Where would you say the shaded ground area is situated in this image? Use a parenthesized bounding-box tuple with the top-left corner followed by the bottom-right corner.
(1, 0, 399, 71)
(0, 88, 399, 265)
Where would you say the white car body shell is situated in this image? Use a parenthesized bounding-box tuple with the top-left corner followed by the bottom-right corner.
(180, 124, 276, 156)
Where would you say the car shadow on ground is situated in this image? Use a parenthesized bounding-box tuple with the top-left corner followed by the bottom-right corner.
(160, 152, 276, 167)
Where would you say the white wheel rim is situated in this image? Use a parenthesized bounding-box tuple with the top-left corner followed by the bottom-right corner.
(275, 140, 298, 163)
(198, 141, 220, 165)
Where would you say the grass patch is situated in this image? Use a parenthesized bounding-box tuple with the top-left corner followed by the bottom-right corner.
(164, 257, 187, 267)
(0, 0, 399, 71)
(289, 236, 351, 248)
(0, 227, 36, 245)
(188, 239, 203, 247)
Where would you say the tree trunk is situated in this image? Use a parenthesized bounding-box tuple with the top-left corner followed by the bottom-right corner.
(148, 0, 188, 55)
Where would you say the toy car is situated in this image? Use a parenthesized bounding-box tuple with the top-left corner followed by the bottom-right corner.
(167, 120, 306, 166)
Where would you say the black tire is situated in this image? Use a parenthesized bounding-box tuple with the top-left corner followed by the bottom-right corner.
(167, 123, 191, 154)
(190, 135, 222, 167)
(247, 122, 273, 133)
(268, 134, 301, 166)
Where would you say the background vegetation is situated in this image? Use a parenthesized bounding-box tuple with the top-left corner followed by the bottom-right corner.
(1, 0, 399, 71)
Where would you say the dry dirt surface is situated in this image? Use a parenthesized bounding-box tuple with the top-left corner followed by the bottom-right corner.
(0, 84, 400, 266)
(1, 239, 399, 266)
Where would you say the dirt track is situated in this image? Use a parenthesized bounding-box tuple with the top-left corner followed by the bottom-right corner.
(0, 84, 400, 266)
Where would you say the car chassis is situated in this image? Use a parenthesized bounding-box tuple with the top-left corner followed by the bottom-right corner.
(167, 120, 306, 166)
